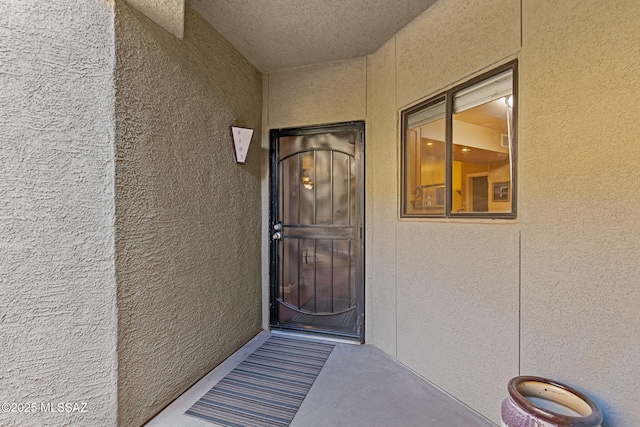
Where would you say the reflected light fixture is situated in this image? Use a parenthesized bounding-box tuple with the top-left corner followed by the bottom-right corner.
(301, 176, 314, 190)
(301, 155, 314, 190)
(503, 95, 514, 108)
(461, 147, 471, 152)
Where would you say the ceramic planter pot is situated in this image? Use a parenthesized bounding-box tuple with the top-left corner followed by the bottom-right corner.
(501, 376, 603, 427)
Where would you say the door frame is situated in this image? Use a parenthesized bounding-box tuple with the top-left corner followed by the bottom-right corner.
(466, 172, 489, 212)
(269, 121, 365, 342)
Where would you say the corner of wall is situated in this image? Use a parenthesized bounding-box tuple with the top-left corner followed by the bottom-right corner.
(365, 36, 399, 354)
(124, 0, 185, 39)
(0, 1, 119, 425)
(261, 72, 271, 330)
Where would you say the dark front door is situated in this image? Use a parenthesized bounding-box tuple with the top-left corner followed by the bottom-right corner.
(269, 122, 364, 341)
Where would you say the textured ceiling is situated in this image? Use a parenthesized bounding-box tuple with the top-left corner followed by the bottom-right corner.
(188, 0, 438, 72)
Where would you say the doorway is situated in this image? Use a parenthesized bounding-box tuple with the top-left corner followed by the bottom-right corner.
(469, 174, 489, 212)
(269, 122, 364, 341)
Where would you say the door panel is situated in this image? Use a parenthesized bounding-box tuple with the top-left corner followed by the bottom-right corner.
(270, 122, 364, 340)
(472, 175, 489, 212)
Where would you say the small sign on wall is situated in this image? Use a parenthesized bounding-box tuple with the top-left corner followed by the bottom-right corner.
(231, 126, 254, 164)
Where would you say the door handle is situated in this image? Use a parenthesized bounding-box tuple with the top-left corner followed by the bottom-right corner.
(272, 222, 283, 240)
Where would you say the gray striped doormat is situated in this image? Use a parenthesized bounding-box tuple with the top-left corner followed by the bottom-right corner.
(185, 336, 335, 427)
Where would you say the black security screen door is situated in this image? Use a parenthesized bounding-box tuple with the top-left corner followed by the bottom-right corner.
(269, 122, 364, 341)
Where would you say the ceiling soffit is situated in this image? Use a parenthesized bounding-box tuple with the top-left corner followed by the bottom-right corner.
(188, 0, 438, 72)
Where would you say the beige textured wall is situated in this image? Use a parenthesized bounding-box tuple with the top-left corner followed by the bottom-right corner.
(266, 58, 367, 130)
(265, 0, 640, 424)
(395, 0, 521, 108)
(125, 0, 184, 39)
(368, 0, 640, 424)
(366, 40, 398, 353)
(368, 0, 521, 421)
(262, 2, 520, 420)
(520, 1, 640, 425)
(0, 1, 118, 426)
(115, 3, 262, 426)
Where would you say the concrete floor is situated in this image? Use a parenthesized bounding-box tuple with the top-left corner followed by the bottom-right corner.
(145, 331, 496, 427)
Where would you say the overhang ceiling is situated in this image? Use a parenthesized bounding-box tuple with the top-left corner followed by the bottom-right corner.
(188, 0, 438, 73)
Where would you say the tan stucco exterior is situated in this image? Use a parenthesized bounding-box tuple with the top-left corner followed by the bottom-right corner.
(124, 0, 184, 39)
(519, 1, 640, 425)
(263, 0, 640, 425)
(1, 1, 262, 426)
(266, 58, 368, 129)
(115, 3, 263, 426)
(0, 1, 118, 426)
(3, 0, 640, 425)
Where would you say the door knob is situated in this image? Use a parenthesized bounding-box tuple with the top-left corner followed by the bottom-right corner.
(272, 231, 283, 241)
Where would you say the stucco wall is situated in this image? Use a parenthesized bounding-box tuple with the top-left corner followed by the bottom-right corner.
(262, 3, 520, 420)
(266, 58, 367, 130)
(365, 40, 398, 355)
(519, 1, 640, 425)
(0, 1, 118, 426)
(264, 0, 640, 425)
(369, 0, 522, 421)
(115, 3, 263, 426)
(125, 0, 184, 39)
(369, 0, 640, 424)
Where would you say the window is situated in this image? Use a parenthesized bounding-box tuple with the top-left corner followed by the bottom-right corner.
(401, 61, 517, 218)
